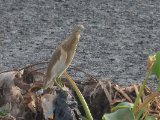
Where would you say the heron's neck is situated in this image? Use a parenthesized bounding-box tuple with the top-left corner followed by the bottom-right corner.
(68, 33, 80, 48)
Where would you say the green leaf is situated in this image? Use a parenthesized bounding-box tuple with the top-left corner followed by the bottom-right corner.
(137, 108, 144, 120)
(111, 102, 134, 112)
(152, 52, 160, 80)
(0, 111, 7, 116)
(158, 81, 160, 92)
(144, 116, 157, 120)
(102, 108, 135, 120)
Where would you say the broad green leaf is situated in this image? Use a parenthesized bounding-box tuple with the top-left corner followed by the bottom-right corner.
(102, 108, 134, 120)
(152, 52, 160, 80)
(111, 102, 134, 112)
(144, 116, 157, 120)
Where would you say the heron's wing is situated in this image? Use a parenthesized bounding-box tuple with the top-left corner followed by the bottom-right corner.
(55, 47, 67, 75)
(45, 46, 62, 84)
(45, 46, 67, 85)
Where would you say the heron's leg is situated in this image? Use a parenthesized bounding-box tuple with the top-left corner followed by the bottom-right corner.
(57, 77, 64, 87)
(55, 76, 64, 89)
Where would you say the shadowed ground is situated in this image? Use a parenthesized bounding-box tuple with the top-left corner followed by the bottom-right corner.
(0, 0, 160, 85)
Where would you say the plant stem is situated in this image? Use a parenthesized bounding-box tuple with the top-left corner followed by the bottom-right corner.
(64, 71, 93, 120)
(132, 71, 151, 115)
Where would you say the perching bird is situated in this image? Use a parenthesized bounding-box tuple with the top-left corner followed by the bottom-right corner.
(44, 25, 84, 88)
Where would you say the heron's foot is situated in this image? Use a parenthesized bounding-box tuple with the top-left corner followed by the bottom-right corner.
(57, 77, 64, 87)
(55, 76, 64, 89)
(55, 77, 69, 91)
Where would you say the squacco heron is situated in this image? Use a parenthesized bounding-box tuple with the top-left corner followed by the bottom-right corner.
(44, 25, 84, 88)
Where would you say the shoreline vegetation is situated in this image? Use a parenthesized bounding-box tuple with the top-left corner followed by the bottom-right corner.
(0, 54, 160, 120)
